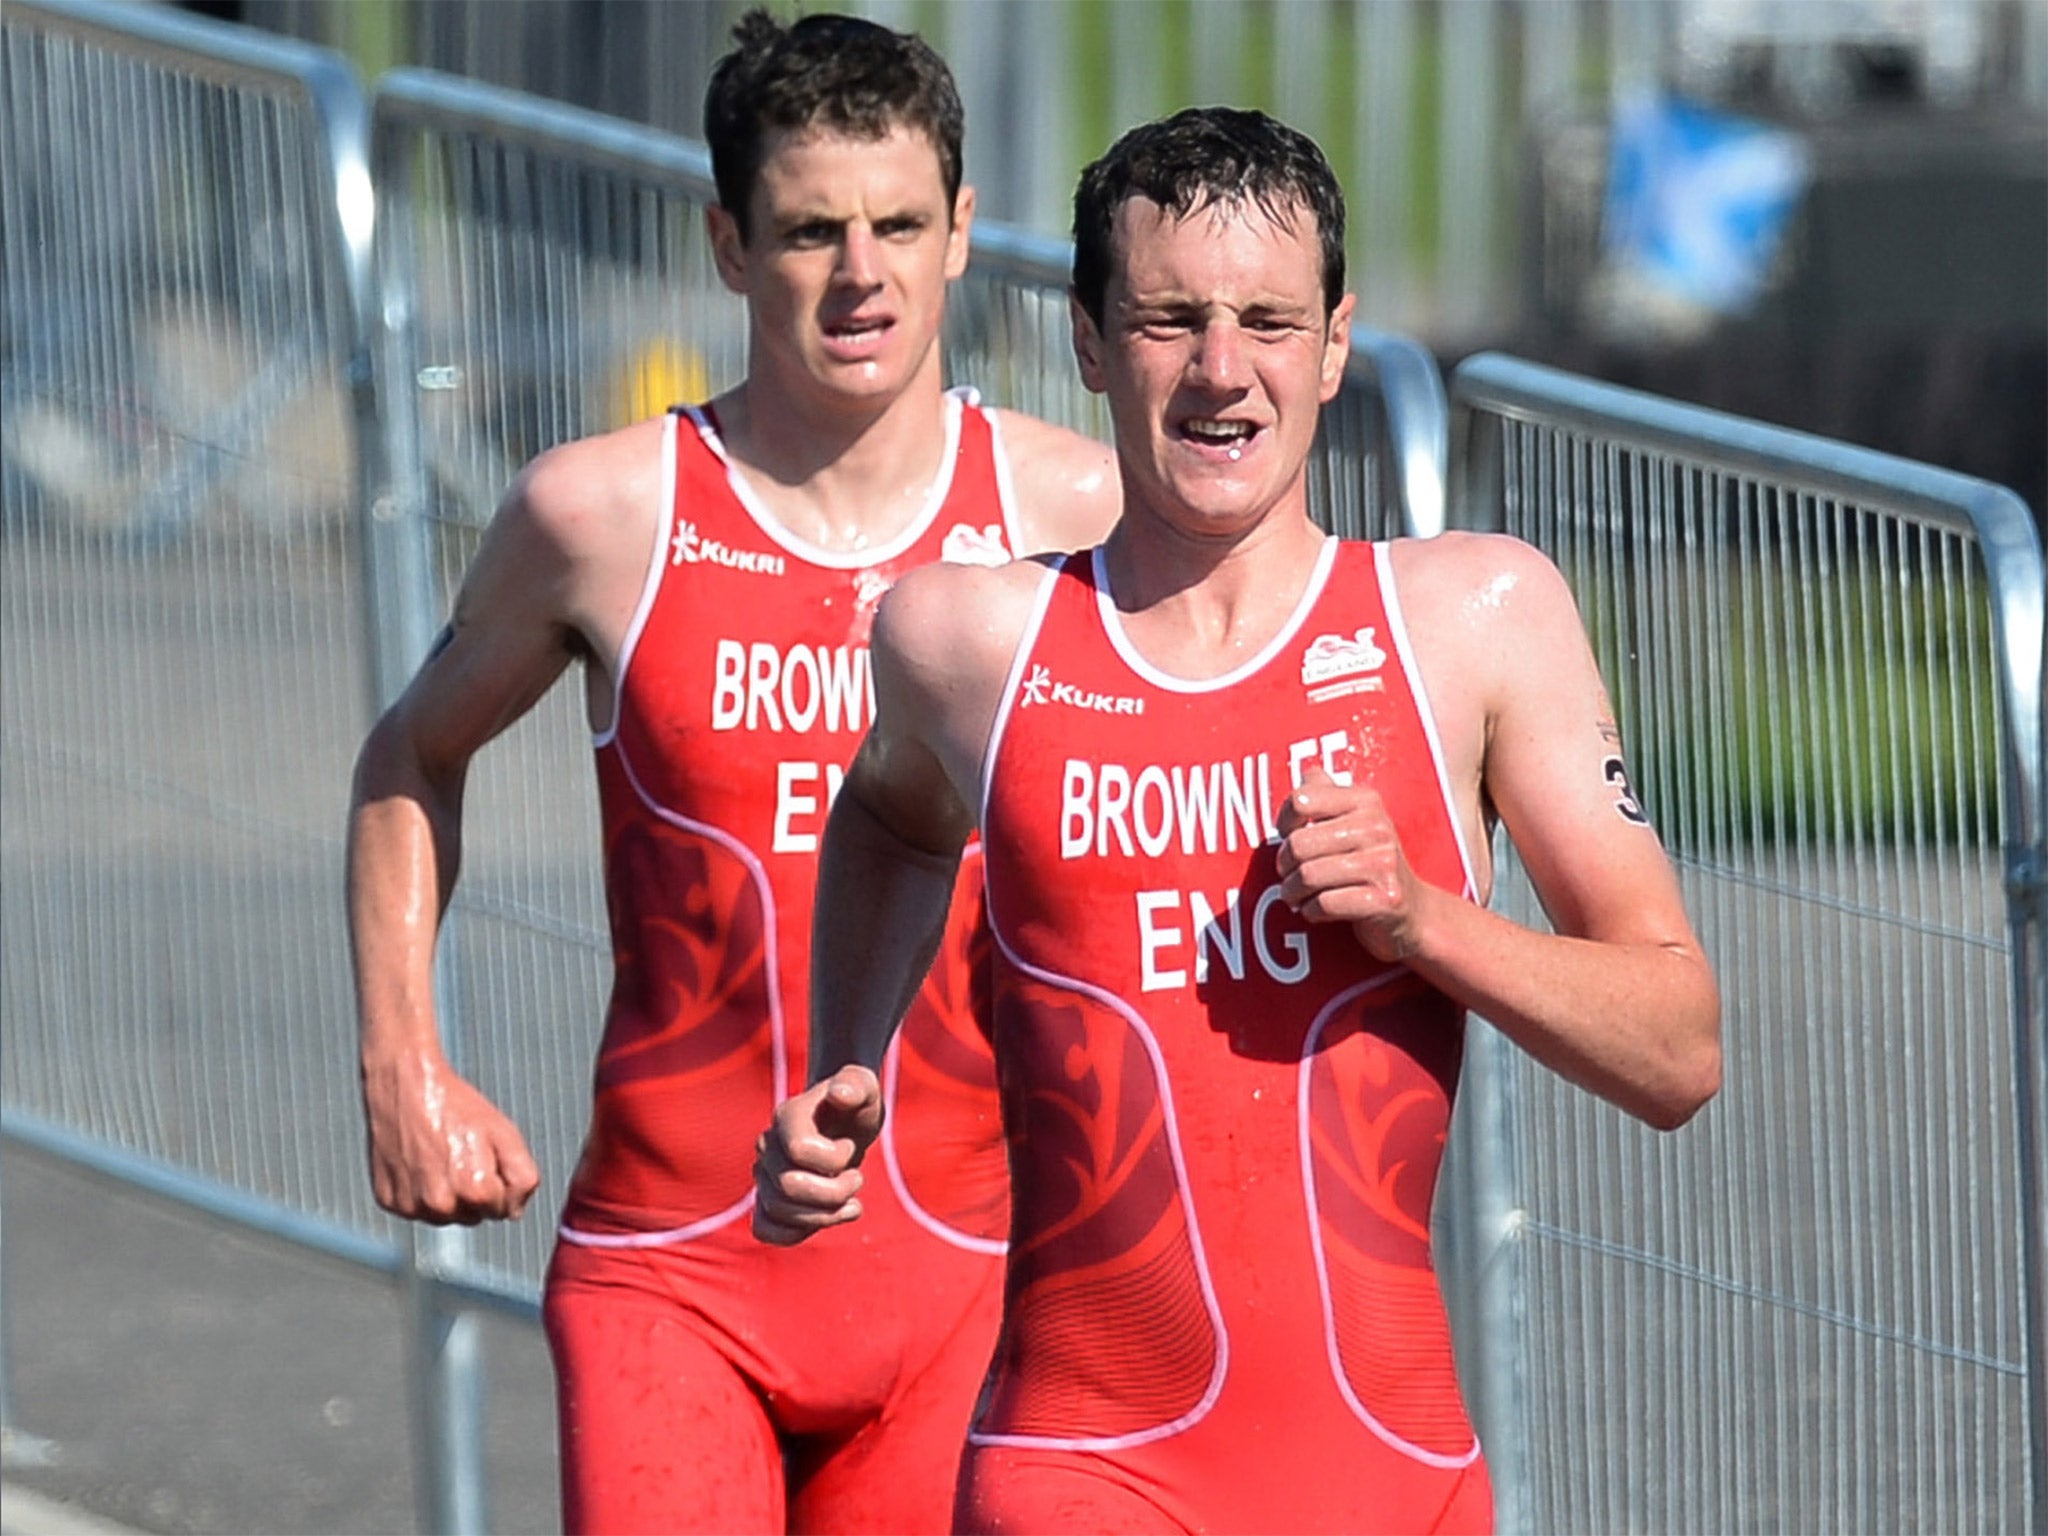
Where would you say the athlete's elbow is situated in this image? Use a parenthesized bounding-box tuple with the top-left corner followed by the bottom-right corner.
(1644, 1044, 1721, 1131)
(1644, 997, 1723, 1131)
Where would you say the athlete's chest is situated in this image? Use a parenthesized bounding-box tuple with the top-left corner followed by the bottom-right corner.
(606, 408, 1015, 851)
(992, 546, 1461, 880)
(984, 545, 1469, 1014)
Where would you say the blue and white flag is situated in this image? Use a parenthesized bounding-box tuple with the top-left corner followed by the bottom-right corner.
(1602, 90, 1812, 317)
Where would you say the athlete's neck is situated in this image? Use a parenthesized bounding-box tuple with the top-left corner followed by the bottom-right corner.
(710, 360, 953, 553)
(1100, 505, 1329, 681)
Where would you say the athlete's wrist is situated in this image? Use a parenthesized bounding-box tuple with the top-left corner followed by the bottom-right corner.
(358, 1023, 449, 1078)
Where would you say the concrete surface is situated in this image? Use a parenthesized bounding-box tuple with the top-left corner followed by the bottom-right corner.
(0, 1145, 559, 1535)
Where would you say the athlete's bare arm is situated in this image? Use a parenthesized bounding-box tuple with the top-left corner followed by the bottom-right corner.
(993, 407, 1120, 554)
(752, 557, 1042, 1245)
(347, 424, 661, 1223)
(1276, 532, 1720, 1129)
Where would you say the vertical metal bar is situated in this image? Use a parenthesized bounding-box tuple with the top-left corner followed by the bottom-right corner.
(1437, 0, 1498, 336)
(362, 118, 445, 709)
(2017, 649, 2048, 1536)
(1456, 1022, 1529, 1536)
(1348, 325, 1447, 539)
(2035, 625, 2048, 1533)
(410, 1259, 488, 1536)
(1352, 0, 1415, 329)
(1976, 472, 2046, 1536)
(1440, 398, 1530, 1534)
(1, 1152, 13, 1439)
(365, 104, 492, 1536)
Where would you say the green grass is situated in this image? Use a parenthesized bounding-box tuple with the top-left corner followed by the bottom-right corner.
(930, 0, 1483, 288)
(1580, 554, 2005, 853)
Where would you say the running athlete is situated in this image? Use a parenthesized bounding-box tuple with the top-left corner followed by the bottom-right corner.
(346, 13, 1117, 1534)
(755, 107, 1722, 1534)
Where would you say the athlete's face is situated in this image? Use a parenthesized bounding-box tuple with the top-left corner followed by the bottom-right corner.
(710, 125, 972, 412)
(1072, 194, 1352, 543)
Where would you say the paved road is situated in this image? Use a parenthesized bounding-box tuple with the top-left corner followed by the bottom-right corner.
(1, 1145, 559, 1535)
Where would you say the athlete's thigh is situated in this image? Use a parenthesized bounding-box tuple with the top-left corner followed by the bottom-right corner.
(787, 1406, 966, 1536)
(954, 1445, 1183, 1535)
(787, 1264, 999, 1535)
(545, 1250, 782, 1535)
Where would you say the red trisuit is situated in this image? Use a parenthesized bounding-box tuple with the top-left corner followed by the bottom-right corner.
(963, 540, 1494, 1534)
(546, 392, 1020, 1534)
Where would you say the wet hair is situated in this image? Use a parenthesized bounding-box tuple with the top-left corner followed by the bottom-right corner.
(703, 8, 965, 238)
(1071, 106, 1347, 326)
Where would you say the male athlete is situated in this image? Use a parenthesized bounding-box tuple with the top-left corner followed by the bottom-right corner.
(754, 107, 1722, 1534)
(346, 12, 1117, 1533)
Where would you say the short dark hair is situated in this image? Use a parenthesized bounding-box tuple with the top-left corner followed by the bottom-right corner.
(703, 8, 965, 239)
(1071, 106, 1347, 327)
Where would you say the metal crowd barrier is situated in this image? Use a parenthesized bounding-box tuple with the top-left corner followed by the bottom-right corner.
(0, 4, 1443, 1526)
(1441, 353, 2046, 1535)
(0, 0, 401, 1349)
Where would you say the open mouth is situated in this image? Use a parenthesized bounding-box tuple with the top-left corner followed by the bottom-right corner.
(1180, 417, 1257, 453)
(824, 315, 892, 345)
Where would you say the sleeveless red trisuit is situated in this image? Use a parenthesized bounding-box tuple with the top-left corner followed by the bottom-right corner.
(542, 390, 1017, 1534)
(960, 538, 1494, 1534)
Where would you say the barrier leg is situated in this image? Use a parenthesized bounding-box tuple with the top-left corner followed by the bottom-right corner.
(1441, 1021, 1531, 1535)
(407, 1228, 489, 1536)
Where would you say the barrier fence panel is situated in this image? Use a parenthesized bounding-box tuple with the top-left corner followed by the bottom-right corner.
(1442, 353, 2045, 1535)
(0, 20, 1445, 1522)
(368, 69, 742, 1309)
(0, 0, 389, 1263)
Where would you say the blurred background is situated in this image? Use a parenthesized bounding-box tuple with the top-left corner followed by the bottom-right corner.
(200, 0, 2048, 519)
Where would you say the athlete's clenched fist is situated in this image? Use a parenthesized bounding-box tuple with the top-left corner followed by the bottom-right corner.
(1274, 763, 1437, 964)
(752, 1064, 886, 1245)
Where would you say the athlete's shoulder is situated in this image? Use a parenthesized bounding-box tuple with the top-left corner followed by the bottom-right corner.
(986, 407, 1120, 557)
(509, 415, 668, 561)
(1382, 531, 1601, 737)
(1383, 530, 1577, 629)
(875, 556, 1055, 693)
(457, 416, 669, 657)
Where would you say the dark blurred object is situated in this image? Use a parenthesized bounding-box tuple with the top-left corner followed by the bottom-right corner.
(1507, 325, 2046, 535)
(1670, 0, 2036, 118)
(233, 0, 733, 139)
(1532, 107, 2046, 339)
(1521, 95, 2047, 524)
